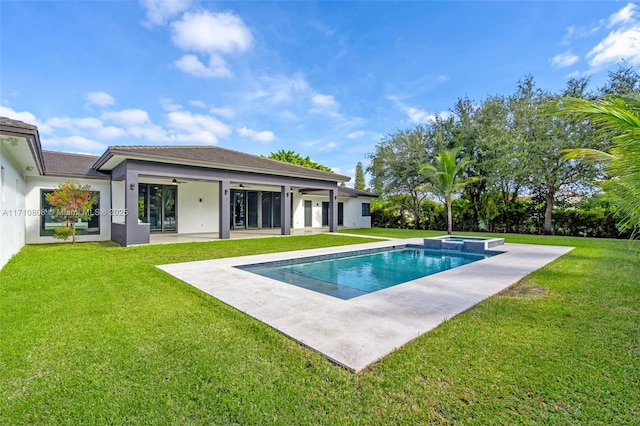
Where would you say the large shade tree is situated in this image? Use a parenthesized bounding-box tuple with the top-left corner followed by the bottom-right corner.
(513, 76, 602, 234)
(368, 126, 433, 228)
(420, 147, 477, 234)
(264, 149, 333, 172)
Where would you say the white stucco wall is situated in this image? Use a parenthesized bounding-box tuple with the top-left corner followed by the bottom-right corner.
(176, 181, 219, 233)
(25, 176, 111, 244)
(0, 146, 26, 269)
(291, 192, 305, 229)
(342, 198, 372, 228)
(291, 194, 372, 229)
(111, 180, 125, 223)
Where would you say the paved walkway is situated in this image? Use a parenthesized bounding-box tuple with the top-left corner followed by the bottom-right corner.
(158, 238, 573, 372)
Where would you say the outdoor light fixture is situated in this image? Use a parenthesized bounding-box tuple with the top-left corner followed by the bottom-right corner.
(224, 189, 228, 195)
(130, 183, 135, 191)
(199, 198, 203, 203)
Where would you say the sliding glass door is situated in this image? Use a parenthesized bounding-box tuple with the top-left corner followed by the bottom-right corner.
(138, 184, 177, 232)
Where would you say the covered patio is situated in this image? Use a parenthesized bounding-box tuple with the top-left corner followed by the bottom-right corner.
(92, 145, 350, 247)
(148, 227, 333, 244)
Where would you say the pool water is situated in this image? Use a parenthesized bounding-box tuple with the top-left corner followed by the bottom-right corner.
(238, 246, 497, 300)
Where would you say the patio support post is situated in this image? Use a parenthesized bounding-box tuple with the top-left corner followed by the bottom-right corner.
(219, 180, 230, 239)
(281, 185, 291, 235)
(329, 188, 338, 232)
(257, 191, 263, 229)
(124, 167, 149, 245)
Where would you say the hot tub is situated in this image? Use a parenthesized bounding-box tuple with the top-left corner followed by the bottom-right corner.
(423, 235, 505, 253)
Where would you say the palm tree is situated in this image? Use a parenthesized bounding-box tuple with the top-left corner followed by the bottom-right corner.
(420, 147, 477, 234)
(558, 94, 640, 238)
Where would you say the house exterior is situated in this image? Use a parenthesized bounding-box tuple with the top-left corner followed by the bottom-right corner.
(0, 117, 376, 269)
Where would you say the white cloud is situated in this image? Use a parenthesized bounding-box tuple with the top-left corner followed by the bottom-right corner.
(127, 123, 170, 142)
(609, 2, 637, 27)
(388, 95, 452, 125)
(140, 0, 193, 27)
(167, 110, 231, 143)
(586, 3, 640, 70)
(189, 100, 207, 108)
(311, 94, 337, 107)
(47, 116, 103, 130)
(437, 75, 450, 82)
(309, 92, 342, 118)
(256, 73, 310, 104)
(209, 106, 235, 119)
(171, 10, 253, 54)
(407, 107, 432, 124)
(60, 135, 105, 151)
(406, 107, 451, 125)
(347, 130, 366, 139)
(551, 51, 580, 68)
(237, 126, 276, 143)
(0, 105, 51, 133)
(587, 27, 640, 68)
(95, 126, 127, 140)
(102, 109, 151, 126)
(160, 97, 183, 112)
(174, 54, 231, 78)
(85, 91, 115, 107)
(562, 25, 593, 45)
(318, 141, 338, 152)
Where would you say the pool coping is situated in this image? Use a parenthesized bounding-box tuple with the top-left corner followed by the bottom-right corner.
(157, 238, 573, 372)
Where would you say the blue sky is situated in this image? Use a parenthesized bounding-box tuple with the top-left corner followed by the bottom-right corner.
(1, 1, 639, 184)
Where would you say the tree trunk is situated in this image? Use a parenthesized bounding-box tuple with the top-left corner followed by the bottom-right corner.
(543, 190, 554, 235)
(446, 201, 453, 235)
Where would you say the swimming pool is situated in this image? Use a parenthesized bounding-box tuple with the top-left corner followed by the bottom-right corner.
(237, 245, 499, 300)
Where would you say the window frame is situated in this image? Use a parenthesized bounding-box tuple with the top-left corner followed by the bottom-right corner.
(362, 202, 371, 217)
(40, 189, 100, 237)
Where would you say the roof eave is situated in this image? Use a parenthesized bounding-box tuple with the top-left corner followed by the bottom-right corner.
(94, 147, 351, 183)
(0, 121, 46, 175)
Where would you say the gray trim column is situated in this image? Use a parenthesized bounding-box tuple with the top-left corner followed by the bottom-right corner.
(281, 185, 291, 235)
(125, 167, 150, 245)
(257, 191, 263, 230)
(219, 180, 230, 239)
(329, 188, 338, 232)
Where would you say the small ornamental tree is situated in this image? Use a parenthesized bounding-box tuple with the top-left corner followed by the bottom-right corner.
(45, 180, 99, 243)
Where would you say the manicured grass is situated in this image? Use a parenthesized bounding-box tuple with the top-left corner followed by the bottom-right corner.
(1, 231, 638, 424)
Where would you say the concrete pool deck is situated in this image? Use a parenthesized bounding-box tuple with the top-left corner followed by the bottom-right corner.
(157, 238, 573, 372)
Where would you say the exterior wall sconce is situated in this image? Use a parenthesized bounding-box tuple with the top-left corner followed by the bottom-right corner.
(199, 198, 203, 203)
(334, 195, 337, 200)
(224, 189, 228, 195)
(130, 183, 136, 191)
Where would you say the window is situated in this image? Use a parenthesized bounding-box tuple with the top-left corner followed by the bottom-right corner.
(362, 202, 371, 217)
(40, 189, 100, 236)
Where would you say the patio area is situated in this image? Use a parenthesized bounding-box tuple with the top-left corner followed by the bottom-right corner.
(157, 238, 573, 372)
(149, 227, 333, 244)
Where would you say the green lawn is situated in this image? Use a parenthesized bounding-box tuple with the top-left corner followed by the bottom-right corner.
(1, 231, 638, 424)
